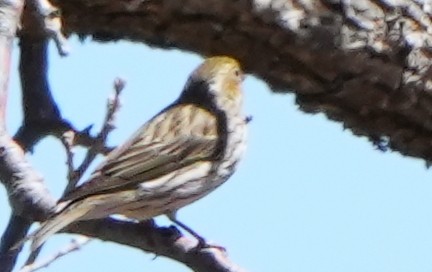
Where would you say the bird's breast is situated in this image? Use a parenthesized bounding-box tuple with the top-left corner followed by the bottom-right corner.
(213, 113, 247, 181)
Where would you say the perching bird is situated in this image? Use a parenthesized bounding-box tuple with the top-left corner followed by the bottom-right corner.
(29, 56, 248, 252)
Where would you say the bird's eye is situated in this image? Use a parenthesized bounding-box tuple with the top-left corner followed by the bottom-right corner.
(234, 69, 244, 81)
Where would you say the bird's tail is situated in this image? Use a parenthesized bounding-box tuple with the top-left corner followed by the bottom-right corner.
(29, 201, 92, 252)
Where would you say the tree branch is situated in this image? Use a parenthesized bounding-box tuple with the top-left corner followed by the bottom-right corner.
(0, 215, 32, 272)
(32, 0, 70, 56)
(14, 0, 108, 153)
(68, 218, 247, 272)
(47, 0, 432, 163)
(0, 1, 54, 271)
(63, 78, 125, 195)
(19, 236, 91, 272)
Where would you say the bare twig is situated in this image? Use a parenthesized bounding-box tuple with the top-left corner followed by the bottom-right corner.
(25, 78, 124, 263)
(62, 78, 125, 196)
(22, 244, 43, 269)
(13, 78, 125, 266)
(60, 130, 76, 192)
(32, 0, 69, 56)
(20, 237, 91, 272)
(15, 119, 114, 155)
(99, 78, 125, 140)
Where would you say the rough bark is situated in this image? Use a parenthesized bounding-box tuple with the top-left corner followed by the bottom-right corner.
(52, 0, 432, 162)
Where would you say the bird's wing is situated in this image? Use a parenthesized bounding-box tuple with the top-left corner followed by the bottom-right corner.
(62, 104, 220, 202)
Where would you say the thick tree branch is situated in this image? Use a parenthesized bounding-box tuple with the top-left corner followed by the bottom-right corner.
(67, 218, 246, 272)
(0, 215, 32, 272)
(47, 0, 432, 163)
(14, 0, 109, 153)
(32, 0, 69, 56)
(0, 1, 77, 270)
(0, 1, 56, 271)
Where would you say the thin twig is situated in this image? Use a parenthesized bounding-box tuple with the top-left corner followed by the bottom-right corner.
(99, 78, 125, 139)
(14, 119, 114, 155)
(60, 130, 76, 192)
(20, 79, 124, 266)
(22, 244, 43, 268)
(32, 0, 69, 56)
(20, 237, 91, 272)
(73, 77, 124, 180)
(62, 78, 125, 196)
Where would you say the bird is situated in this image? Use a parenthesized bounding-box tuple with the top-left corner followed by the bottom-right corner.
(28, 56, 248, 252)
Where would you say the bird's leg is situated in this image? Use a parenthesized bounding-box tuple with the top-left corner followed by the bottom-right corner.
(166, 211, 207, 248)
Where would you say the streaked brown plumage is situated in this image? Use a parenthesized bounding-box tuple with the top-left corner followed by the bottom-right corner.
(29, 56, 248, 251)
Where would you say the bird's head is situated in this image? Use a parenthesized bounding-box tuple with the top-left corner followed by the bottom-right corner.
(181, 56, 245, 111)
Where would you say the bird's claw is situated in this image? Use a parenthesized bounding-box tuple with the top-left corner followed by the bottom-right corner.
(195, 239, 226, 252)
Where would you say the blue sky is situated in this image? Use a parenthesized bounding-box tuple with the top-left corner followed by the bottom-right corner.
(1, 37, 432, 272)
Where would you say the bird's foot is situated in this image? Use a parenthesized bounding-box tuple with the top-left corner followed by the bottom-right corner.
(195, 238, 226, 252)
